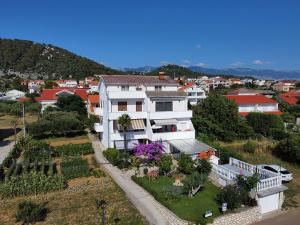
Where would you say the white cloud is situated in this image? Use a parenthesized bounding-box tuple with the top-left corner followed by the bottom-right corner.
(230, 61, 244, 67)
(182, 59, 191, 64)
(195, 62, 207, 67)
(196, 44, 202, 49)
(252, 59, 270, 65)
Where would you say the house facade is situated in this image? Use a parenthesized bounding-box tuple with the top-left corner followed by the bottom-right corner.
(178, 82, 206, 105)
(226, 94, 282, 116)
(87, 94, 102, 117)
(97, 73, 212, 157)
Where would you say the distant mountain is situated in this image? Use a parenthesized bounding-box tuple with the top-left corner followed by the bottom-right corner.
(125, 65, 300, 80)
(0, 38, 121, 80)
(189, 66, 300, 80)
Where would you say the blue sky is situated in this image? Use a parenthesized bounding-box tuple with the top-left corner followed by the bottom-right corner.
(1, 0, 300, 70)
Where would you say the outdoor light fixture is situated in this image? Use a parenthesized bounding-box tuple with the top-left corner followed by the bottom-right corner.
(96, 199, 107, 225)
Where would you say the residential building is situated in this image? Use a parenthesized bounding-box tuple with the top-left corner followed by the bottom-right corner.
(56, 80, 78, 88)
(87, 94, 102, 117)
(97, 73, 212, 159)
(178, 82, 206, 105)
(5, 89, 25, 100)
(88, 81, 99, 93)
(273, 81, 296, 92)
(279, 90, 300, 105)
(36, 88, 88, 112)
(253, 79, 266, 86)
(210, 76, 230, 89)
(226, 94, 282, 116)
(228, 88, 276, 98)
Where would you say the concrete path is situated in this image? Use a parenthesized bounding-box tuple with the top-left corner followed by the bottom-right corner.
(0, 140, 14, 164)
(88, 133, 189, 225)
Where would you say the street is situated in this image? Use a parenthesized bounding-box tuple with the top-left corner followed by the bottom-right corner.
(0, 140, 14, 164)
(253, 209, 300, 225)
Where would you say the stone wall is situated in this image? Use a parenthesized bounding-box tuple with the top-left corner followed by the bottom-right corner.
(209, 207, 261, 225)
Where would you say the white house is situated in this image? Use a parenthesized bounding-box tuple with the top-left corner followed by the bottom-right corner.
(226, 94, 282, 117)
(56, 80, 78, 88)
(97, 73, 214, 158)
(212, 157, 287, 214)
(178, 82, 206, 105)
(5, 90, 25, 100)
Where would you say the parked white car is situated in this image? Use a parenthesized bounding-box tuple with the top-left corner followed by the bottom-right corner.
(258, 164, 293, 182)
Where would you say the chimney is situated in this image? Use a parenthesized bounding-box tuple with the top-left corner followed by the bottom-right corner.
(158, 71, 166, 80)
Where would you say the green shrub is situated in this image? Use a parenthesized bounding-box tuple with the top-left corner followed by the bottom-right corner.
(158, 155, 173, 175)
(91, 168, 106, 178)
(55, 143, 93, 156)
(178, 153, 195, 174)
(61, 157, 90, 180)
(103, 148, 120, 166)
(0, 172, 65, 198)
(216, 185, 241, 210)
(16, 200, 47, 224)
(243, 141, 258, 153)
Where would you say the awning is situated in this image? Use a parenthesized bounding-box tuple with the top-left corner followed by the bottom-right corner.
(154, 119, 178, 126)
(168, 139, 216, 155)
(118, 119, 145, 130)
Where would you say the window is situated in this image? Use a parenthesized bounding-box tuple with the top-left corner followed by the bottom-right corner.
(155, 101, 172, 111)
(121, 86, 129, 91)
(155, 86, 162, 91)
(136, 101, 142, 112)
(118, 101, 127, 111)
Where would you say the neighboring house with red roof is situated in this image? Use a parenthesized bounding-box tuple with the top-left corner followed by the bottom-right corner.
(178, 82, 206, 105)
(87, 94, 102, 117)
(272, 81, 296, 92)
(226, 94, 282, 116)
(279, 90, 300, 105)
(36, 88, 88, 112)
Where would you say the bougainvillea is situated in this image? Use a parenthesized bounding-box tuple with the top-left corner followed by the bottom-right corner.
(134, 142, 165, 161)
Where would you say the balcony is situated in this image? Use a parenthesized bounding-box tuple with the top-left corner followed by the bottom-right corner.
(151, 130, 195, 141)
(94, 123, 103, 132)
(108, 111, 147, 120)
(108, 91, 146, 99)
(111, 130, 148, 140)
(149, 110, 192, 119)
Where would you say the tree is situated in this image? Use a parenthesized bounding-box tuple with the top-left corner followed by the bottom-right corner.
(117, 114, 131, 151)
(216, 185, 242, 210)
(273, 133, 300, 163)
(196, 159, 212, 175)
(243, 141, 258, 153)
(55, 95, 87, 116)
(246, 112, 285, 139)
(178, 153, 195, 174)
(44, 80, 57, 89)
(192, 94, 254, 141)
(183, 171, 207, 197)
(159, 154, 173, 175)
(134, 142, 165, 161)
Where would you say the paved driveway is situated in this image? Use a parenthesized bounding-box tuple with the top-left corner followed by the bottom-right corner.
(253, 209, 300, 225)
(0, 140, 14, 164)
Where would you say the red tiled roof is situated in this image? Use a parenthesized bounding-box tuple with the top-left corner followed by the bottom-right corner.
(88, 94, 100, 104)
(239, 111, 283, 117)
(178, 82, 195, 91)
(226, 94, 278, 105)
(17, 97, 32, 102)
(279, 90, 300, 105)
(36, 88, 88, 101)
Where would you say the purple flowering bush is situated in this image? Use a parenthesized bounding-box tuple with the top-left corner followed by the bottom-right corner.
(134, 142, 165, 161)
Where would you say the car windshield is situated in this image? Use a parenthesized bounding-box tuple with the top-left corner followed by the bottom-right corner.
(280, 170, 290, 175)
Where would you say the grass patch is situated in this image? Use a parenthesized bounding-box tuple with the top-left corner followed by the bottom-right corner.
(61, 157, 90, 180)
(132, 176, 221, 222)
(55, 143, 94, 156)
(45, 135, 90, 147)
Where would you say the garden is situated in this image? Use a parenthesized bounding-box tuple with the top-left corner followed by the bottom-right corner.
(0, 136, 146, 225)
(103, 141, 259, 224)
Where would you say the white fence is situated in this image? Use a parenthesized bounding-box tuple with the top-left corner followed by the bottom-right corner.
(213, 158, 282, 192)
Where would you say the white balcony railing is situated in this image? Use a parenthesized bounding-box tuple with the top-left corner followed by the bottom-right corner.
(149, 110, 192, 119)
(108, 91, 146, 99)
(257, 176, 282, 192)
(151, 130, 195, 141)
(108, 111, 147, 120)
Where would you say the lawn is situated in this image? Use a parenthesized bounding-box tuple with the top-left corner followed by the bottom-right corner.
(132, 176, 221, 222)
(0, 176, 147, 225)
(218, 139, 300, 208)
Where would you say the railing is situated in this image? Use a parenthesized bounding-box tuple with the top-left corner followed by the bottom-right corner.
(257, 176, 282, 191)
(211, 163, 240, 181)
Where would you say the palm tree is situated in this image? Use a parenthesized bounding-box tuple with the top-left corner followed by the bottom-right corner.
(117, 114, 131, 151)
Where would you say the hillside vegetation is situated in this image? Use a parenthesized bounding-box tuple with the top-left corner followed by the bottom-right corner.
(0, 38, 121, 79)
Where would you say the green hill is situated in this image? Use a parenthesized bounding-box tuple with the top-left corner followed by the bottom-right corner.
(0, 38, 121, 79)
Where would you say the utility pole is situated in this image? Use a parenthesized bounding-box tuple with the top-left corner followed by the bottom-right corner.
(23, 103, 26, 139)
